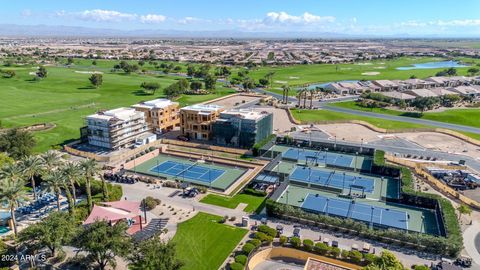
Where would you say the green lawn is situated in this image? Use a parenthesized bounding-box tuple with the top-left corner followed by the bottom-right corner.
(291, 108, 429, 130)
(200, 193, 266, 213)
(331, 101, 480, 129)
(172, 212, 248, 270)
(0, 62, 235, 152)
(291, 108, 480, 140)
(244, 56, 480, 95)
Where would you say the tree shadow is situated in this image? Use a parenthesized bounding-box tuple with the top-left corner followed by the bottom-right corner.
(77, 86, 96, 90)
(399, 112, 423, 118)
(131, 90, 155, 96)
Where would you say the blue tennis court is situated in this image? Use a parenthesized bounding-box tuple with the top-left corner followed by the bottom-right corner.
(290, 166, 375, 192)
(301, 194, 408, 230)
(282, 148, 355, 168)
(150, 160, 225, 183)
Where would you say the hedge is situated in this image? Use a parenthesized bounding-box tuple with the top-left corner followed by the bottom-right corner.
(303, 239, 314, 251)
(257, 225, 277, 238)
(229, 262, 244, 270)
(235, 254, 247, 265)
(242, 243, 255, 254)
(243, 188, 267, 197)
(247, 239, 262, 248)
(252, 134, 276, 156)
(372, 150, 463, 256)
(289, 237, 301, 248)
(266, 199, 460, 256)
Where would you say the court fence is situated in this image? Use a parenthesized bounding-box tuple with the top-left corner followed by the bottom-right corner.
(265, 199, 460, 257)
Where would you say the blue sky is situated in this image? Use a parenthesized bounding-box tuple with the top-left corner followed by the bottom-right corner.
(3, 0, 480, 36)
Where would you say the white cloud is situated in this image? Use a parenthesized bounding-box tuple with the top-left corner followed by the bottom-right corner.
(77, 9, 137, 22)
(140, 14, 166, 23)
(263, 11, 335, 25)
(177, 17, 211, 25)
(433, 19, 480, 27)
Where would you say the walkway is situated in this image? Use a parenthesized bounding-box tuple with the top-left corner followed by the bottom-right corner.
(120, 182, 437, 268)
(463, 219, 480, 266)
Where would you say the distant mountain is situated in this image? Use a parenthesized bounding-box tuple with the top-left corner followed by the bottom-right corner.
(0, 24, 367, 39)
(0, 24, 477, 39)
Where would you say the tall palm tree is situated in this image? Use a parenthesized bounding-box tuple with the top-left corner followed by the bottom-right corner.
(40, 151, 62, 173)
(80, 159, 100, 212)
(42, 170, 65, 211)
(0, 178, 29, 235)
(19, 156, 42, 200)
(62, 162, 81, 205)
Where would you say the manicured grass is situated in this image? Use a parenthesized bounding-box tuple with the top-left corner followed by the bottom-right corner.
(200, 193, 266, 213)
(291, 108, 429, 130)
(172, 212, 248, 270)
(291, 107, 480, 141)
(245, 56, 480, 94)
(0, 63, 235, 152)
(331, 101, 480, 128)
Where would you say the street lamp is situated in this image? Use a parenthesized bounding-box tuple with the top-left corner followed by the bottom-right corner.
(380, 177, 384, 198)
(334, 135, 337, 150)
(325, 198, 329, 216)
(342, 172, 346, 192)
(370, 206, 375, 229)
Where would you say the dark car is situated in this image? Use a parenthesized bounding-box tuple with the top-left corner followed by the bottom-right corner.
(293, 228, 301, 238)
(177, 135, 189, 141)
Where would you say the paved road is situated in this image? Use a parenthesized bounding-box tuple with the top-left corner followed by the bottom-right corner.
(292, 131, 480, 172)
(320, 104, 480, 134)
(253, 88, 480, 135)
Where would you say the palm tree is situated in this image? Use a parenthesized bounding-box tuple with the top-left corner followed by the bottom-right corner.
(40, 151, 62, 172)
(0, 162, 23, 182)
(42, 170, 65, 211)
(457, 204, 472, 222)
(80, 159, 100, 212)
(19, 156, 42, 200)
(0, 178, 29, 235)
(62, 162, 81, 205)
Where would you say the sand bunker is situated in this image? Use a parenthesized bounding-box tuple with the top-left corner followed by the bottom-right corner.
(374, 66, 386, 69)
(356, 63, 372, 66)
(274, 80, 288, 84)
(289, 76, 299, 79)
(75, 71, 103, 74)
(361, 72, 380, 76)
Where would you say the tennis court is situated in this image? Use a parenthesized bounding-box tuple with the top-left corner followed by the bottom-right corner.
(130, 154, 247, 191)
(150, 160, 225, 183)
(301, 194, 408, 230)
(290, 166, 375, 193)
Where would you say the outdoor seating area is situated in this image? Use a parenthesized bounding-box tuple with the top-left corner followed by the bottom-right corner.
(17, 193, 68, 217)
(104, 172, 140, 184)
(132, 218, 169, 242)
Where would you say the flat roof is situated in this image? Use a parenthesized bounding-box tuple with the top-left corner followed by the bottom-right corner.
(132, 98, 178, 109)
(181, 104, 224, 112)
(87, 107, 143, 121)
(221, 109, 271, 120)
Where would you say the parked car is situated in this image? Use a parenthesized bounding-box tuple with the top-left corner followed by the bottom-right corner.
(177, 135, 189, 141)
(293, 228, 301, 238)
(331, 240, 339, 248)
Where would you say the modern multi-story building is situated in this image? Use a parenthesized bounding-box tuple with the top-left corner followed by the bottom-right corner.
(179, 104, 224, 140)
(86, 107, 149, 150)
(212, 109, 273, 148)
(131, 99, 180, 134)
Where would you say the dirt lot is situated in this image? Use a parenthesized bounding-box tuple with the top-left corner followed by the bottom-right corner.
(207, 94, 260, 109)
(397, 132, 480, 159)
(315, 123, 380, 143)
(255, 106, 296, 133)
(316, 123, 480, 159)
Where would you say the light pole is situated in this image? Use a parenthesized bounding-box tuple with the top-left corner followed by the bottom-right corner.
(380, 177, 384, 199)
(325, 198, 329, 216)
(354, 152, 358, 172)
(370, 206, 375, 229)
(360, 138, 364, 153)
(334, 135, 337, 150)
(342, 172, 346, 192)
(420, 214, 425, 233)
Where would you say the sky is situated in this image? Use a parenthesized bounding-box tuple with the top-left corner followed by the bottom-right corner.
(3, 0, 480, 37)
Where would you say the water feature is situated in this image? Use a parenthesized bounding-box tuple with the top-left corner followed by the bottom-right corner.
(396, 60, 469, 70)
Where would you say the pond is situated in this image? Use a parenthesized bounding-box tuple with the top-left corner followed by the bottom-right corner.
(396, 60, 469, 70)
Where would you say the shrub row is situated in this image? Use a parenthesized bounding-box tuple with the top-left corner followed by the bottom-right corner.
(373, 150, 463, 256)
(243, 187, 267, 197)
(252, 134, 276, 156)
(266, 199, 460, 257)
